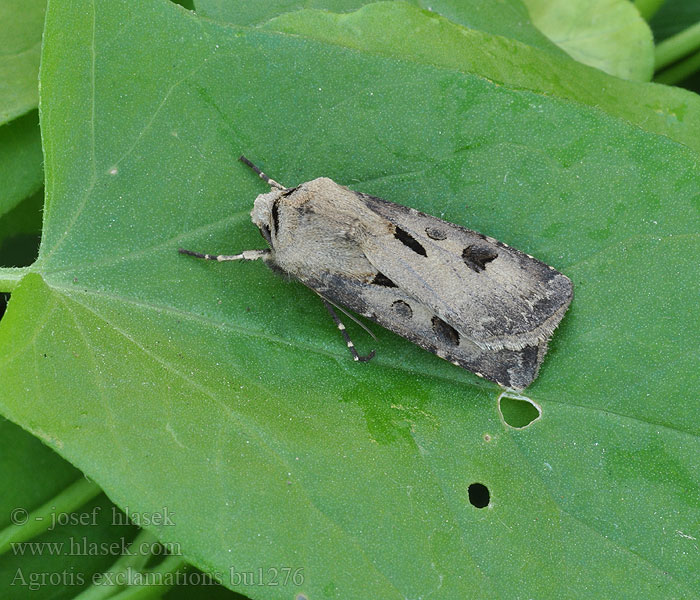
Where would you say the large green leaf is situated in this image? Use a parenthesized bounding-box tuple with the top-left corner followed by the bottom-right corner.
(0, 0, 698, 597)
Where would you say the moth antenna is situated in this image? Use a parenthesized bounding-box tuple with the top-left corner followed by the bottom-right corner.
(239, 155, 286, 191)
(319, 297, 376, 363)
(178, 248, 270, 262)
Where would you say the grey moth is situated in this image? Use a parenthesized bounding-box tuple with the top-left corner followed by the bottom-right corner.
(180, 157, 573, 390)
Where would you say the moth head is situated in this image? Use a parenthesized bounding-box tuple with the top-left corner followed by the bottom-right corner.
(250, 188, 286, 247)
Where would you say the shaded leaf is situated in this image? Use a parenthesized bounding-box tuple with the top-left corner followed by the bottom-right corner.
(195, 0, 563, 53)
(0, 111, 43, 219)
(522, 0, 654, 80)
(0, 0, 45, 124)
(649, 0, 700, 43)
(0, 419, 141, 599)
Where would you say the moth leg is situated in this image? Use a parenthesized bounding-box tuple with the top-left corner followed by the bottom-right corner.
(178, 248, 270, 262)
(319, 297, 376, 363)
(239, 155, 286, 191)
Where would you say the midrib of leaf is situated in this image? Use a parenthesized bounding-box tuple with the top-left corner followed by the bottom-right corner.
(540, 396, 700, 444)
(563, 232, 698, 271)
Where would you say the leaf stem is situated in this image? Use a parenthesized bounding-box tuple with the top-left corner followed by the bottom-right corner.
(0, 266, 30, 293)
(634, 0, 665, 21)
(655, 20, 700, 71)
(0, 477, 102, 555)
(655, 48, 700, 85)
(74, 529, 161, 600)
(107, 555, 189, 600)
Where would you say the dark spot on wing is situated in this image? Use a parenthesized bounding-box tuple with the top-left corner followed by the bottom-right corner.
(462, 245, 498, 272)
(425, 226, 447, 240)
(271, 198, 280, 233)
(394, 226, 427, 256)
(371, 272, 398, 287)
(391, 300, 413, 319)
(431, 316, 460, 346)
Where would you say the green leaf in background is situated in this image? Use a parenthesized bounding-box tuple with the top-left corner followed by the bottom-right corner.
(0, 188, 42, 268)
(522, 0, 654, 80)
(652, 3, 700, 89)
(0, 418, 139, 599)
(0, 0, 46, 124)
(195, 0, 564, 53)
(0, 418, 242, 598)
(0, 110, 43, 220)
(255, 2, 700, 152)
(650, 0, 700, 43)
(0, 0, 699, 597)
(0, 0, 45, 274)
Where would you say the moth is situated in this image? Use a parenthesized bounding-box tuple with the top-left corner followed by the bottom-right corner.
(180, 156, 573, 389)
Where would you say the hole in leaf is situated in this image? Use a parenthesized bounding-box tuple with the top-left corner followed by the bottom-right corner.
(498, 393, 541, 428)
(468, 483, 490, 508)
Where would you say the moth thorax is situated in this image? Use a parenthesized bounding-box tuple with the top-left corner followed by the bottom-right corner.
(251, 189, 284, 232)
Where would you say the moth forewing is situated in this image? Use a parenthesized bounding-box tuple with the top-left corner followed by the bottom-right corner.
(180, 157, 573, 390)
(357, 193, 573, 350)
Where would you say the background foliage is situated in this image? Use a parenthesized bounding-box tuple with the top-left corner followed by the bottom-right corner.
(0, 0, 698, 598)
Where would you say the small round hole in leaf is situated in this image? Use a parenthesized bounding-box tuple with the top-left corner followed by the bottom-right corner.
(468, 483, 490, 508)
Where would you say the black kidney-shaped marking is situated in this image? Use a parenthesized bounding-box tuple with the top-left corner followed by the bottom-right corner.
(394, 226, 427, 256)
(431, 315, 460, 346)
